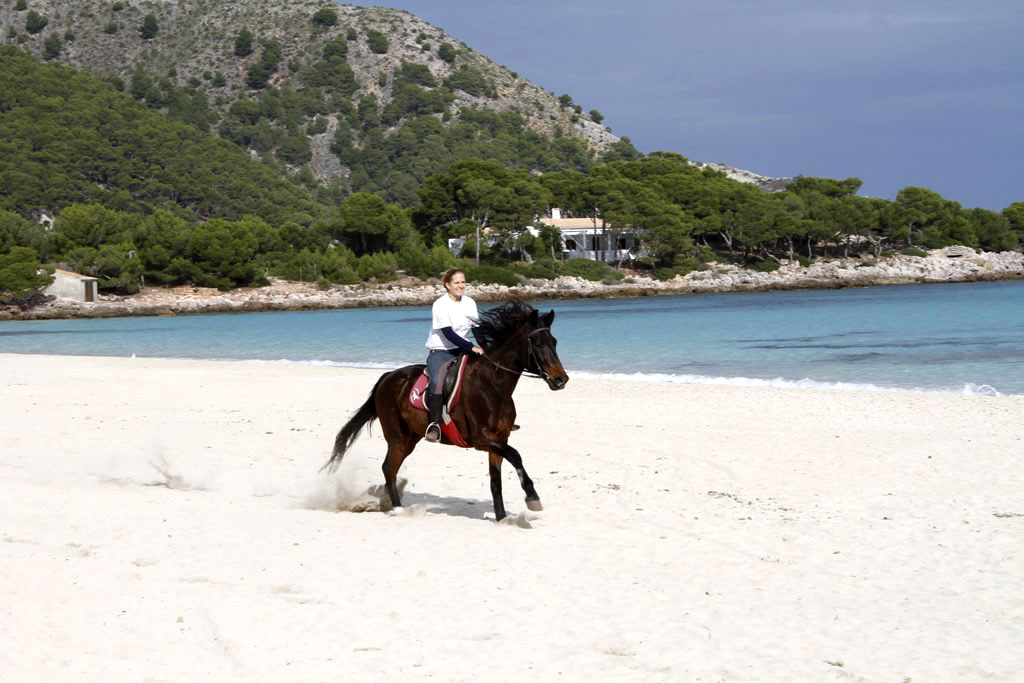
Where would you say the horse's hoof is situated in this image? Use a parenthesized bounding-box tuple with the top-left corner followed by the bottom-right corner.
(525, 499, 543, 511)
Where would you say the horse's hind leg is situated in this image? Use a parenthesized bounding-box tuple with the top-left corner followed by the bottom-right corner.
(501, 444, 542, 511)
(382, 437, 415, 510)
(488, 451, 507, 521)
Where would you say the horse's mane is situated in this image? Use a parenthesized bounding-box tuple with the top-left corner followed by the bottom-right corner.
(474, 301, 537, 351)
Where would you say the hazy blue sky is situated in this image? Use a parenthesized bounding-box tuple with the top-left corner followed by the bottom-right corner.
(366, 0, 1022, 211)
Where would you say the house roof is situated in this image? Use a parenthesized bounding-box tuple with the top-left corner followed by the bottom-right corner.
(536, 217, 601, 229)
(53, 269, 99, 281)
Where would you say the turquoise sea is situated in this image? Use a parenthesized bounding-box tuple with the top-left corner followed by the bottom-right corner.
(3, 280, 1024, 395)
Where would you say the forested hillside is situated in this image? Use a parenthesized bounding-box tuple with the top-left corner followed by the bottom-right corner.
(0, 0, 633, 205)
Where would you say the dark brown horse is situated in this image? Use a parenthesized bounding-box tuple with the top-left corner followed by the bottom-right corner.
(323, 302, 568, 521)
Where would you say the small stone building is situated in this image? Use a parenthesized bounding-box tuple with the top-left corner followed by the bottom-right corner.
(44, 269, 99, 303)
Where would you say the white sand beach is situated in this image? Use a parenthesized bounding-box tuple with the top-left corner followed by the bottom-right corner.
(1, 353, 1022, 681)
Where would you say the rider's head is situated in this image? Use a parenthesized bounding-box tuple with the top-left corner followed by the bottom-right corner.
(442, 268, 467, 299)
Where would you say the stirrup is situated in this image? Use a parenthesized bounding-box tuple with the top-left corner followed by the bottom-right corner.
(424, 422, 441, 443)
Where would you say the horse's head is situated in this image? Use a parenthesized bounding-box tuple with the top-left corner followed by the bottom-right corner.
(525, 309, 569, 391)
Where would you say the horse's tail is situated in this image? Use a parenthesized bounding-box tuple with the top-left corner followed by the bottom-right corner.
(321, 373, 387, 474)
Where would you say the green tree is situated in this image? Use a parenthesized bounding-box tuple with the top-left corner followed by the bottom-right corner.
(414, 159, 550, 262)
(600, 137, 642, 162)
(53, 204, 137, 253)
(311, 7, 338, 27)
(68, 241, 143, 293)
(245, 40, 282, 89)
(42, 34, 61, 60)
(1003, 202, 1024, 243)
(896, 186, 973, 248)
(0, 246, 53, 298)
(964, 208, 1016, 252)
(589, 109, 604, 124)
(234, 28, 254, 57)
(437, 42, 456, 63)
(132, 209, 193, 285)
(25, 10, 47, 34)
(140, 13, 158, 40)
(189, 219, 260, 289)
(366, 30, 388, 54)
(335, 192, 418, 255)
(444, 66, 494, 97)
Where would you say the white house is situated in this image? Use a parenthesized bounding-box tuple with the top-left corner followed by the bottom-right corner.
(445, 209, 643, 263)
(534, 208, 641, 263)
(44, 269, 98, 303)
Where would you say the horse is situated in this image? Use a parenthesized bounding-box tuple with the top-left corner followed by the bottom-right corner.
(322, 302, 569, 521)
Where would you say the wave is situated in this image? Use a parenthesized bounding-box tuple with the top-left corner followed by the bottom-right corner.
(199, 357, 1013, 397)
(565, 370, 1010, 397)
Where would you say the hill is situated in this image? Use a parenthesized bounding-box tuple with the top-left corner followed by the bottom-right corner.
(0, 0, 636, 205)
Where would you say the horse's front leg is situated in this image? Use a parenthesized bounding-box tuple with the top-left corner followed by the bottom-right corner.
(488, 451, 507, 521)
(501, 444, 542, 511)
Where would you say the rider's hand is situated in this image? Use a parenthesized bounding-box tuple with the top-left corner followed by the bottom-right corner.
(472, 346, 485, 355)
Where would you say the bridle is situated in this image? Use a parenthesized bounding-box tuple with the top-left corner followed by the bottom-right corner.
(481, 327, 551, 380)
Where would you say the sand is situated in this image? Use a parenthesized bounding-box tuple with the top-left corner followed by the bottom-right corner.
(1, 353, 1022, 681)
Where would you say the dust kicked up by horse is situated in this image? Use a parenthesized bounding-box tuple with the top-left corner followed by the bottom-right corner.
(322, 302, 568, 521)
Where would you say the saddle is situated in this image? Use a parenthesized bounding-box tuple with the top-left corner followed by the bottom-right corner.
(409, 354, 470, 448)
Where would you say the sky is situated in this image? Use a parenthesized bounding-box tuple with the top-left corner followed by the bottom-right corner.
(365, 0, 1022, 211)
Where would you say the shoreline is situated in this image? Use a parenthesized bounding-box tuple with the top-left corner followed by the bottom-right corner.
(3, 247, 1022, 321)
(0, 353, 1014, 398)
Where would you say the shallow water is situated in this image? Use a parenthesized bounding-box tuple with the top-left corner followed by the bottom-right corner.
(3, 280, 1024, 395)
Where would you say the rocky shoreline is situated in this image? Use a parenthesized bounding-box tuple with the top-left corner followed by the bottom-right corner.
(4, 247, 1023, 321)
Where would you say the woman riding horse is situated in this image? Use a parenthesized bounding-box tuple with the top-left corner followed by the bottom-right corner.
(423, 268, 485, 442)
(324, 301, 568, 521)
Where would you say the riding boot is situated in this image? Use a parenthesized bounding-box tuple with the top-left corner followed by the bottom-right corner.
(424, 392, 444, 442)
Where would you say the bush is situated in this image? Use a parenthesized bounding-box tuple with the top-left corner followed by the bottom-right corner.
(366, 30, 388, 54)
(0, 247, 53, 298)
(311, 7, 338, 27)
(752, 259, 780, 272)
(444, 66, 494, 97)
(104, 22, 118, 34)
(900, 246, 929, 257)
(794, 254, 812, 267)
(14, 0, 27, 11)
(234, 28, 254, 57)
(357, 251, 398, 281)
(437, 42, 456, 63)
(43, 34, 61, 60)
(140, 13, 158, 40)
(25, 10, 47, 34)
(508, 260, 557, 280)
(630, 257, 656, 272)
(464, 264, 519, 287)
(652, 268, 676, 282)
(672, 255, 708, 275)
(396, 243, 454, 280)
(560, 258, 622, 282)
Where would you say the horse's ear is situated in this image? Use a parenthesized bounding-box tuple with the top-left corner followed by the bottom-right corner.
(529, 309, 539, 326)
(542, 309, 555, 326)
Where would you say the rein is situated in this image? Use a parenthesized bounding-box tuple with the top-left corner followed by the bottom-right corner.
(480, 327, 550, 380)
